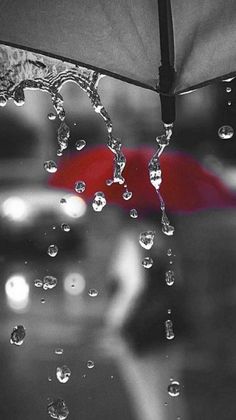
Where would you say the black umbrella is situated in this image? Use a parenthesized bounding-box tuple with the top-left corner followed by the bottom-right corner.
(0, 0, 235, 123)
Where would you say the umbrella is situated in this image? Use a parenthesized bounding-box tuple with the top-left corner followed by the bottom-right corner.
(48, 146, 236, 213)
(0, 0, 236, 123)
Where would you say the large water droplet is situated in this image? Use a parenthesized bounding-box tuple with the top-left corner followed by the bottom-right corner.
(218, 125, 234, 140)
(48, 245, 58, 257)
(92, 192, 106, 212)
(139, 231, 155, 250)
(165, 270, 175, 286)
(87, 360, 95, 369)
(10, 325, 26, 346)
(47, 399, 69, 420)
(61, 223, 70, 232)
(43, 275, 57, 290)
(168, 381, 180, 397)
(56, 365, 71, 383)
(165, 319, 175, 340)
(75, 181, 86, 193)
(75, 139, 86, 150)
(130, 209, 138, 218)
(88, 288, 98, 297)
(44, 160, 57, 173)
(122, 190, 132, 200)
(142, 257, 153, 269)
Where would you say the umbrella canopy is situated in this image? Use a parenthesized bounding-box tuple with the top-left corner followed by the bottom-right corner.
(48, 146, 236, 213)
(0, 0, 235, 95)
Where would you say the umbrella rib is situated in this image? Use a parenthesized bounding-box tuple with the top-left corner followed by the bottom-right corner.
(157, 0, 176, 123)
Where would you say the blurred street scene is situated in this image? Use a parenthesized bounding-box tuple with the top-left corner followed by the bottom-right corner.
(0, 75, 236, 420)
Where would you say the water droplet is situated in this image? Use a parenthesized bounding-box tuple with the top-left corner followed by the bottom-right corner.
(75, 139, 86, 150)
(56, 365, 71, 383)
(226, 86, 232, 93)
(55, 348, 64, 355)
(106, 179, 113, 186)
(142, 257, 153, 269)
(122, 190, 132, 200)
(165, 270, 175, 286)
(162, 224, 175, 236)
(92, 192, 106, 212)
(228, 101, 232, 106)
(130, 209, 138, 218)
(139, 231, 155, 250)
(61, 223, 70, 232)
(41, 298, 46, 304)
(57, 149, 63, 157)
(75, 181, 86, 193)
(48, 245, 58, 257)
(48, 112, 56, 121)
(44, 160, 57, 173)
(34, 278, 43, 288)
(88, 288, 98, 297)
(149, 155, 162, 190)
(218, 125, 234, 140)
(0, 95, 7, 107)
(48, 376, 52, 382)
(60, 198, 66, 204)
(87, 360, 95, 369)
(10, 325, 26, 346)
(167, 248, 172, 257)
(167, 308, 172, 315)
(168, 380, 180, 397)
(47, 398, 69, 420)
(156, 134, 169, 146)
(43, 275, 57, 290)
(165, 319, 175, 340)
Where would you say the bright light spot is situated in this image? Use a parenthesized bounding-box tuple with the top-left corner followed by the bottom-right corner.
(62, 195, 86, 218)
(64, 272, 86, 296)
(5, 275, 30, 311)
(2, 197, 28, 222)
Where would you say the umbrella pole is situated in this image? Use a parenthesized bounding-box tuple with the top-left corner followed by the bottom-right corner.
(157, 0, 176, 124)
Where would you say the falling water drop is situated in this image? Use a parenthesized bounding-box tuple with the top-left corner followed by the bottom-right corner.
(162, 223, 175, 236)
(75, 181, 86, 193)
(57, 149, 63, 157)
(61, 223, 70, 232)
(92, 192, 106, 212)
(165, 270, 175, 286)
(165, 319, 175, 340)
(48, 245, 58, 257)
(56, 365, 71, 384)
(226, 86, 232, 93)
(122, 190, 132, 200)
(34, 278, 43, 288)
(41, 298, 46, 304)
(168, 380, 180, 397)
(139, 231, 155, 250)
(10, 325, 26, 346)
(60, 198, 67, 204)
(47, 399, 69, 420)
(0, 95, 7, 107)
(88, 288, 98, 297)
(130, 209, 138, 219)
(167, 248, 172, 257)
(75, 139, 86, 150)
(87, 360, 95, 369)
(218, 125, 234, 140)
(43, 275, 57, 290)
(55, 348, 64, 355)
(44, 160, 57, 173)
(48, 112, 56, 121)
(142, 257, 153, 269)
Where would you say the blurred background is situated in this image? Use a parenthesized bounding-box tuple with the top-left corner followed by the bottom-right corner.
(0, 73, 236, 420)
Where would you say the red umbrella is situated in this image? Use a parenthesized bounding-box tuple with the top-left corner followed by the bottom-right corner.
(48, 146, 236, 214)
